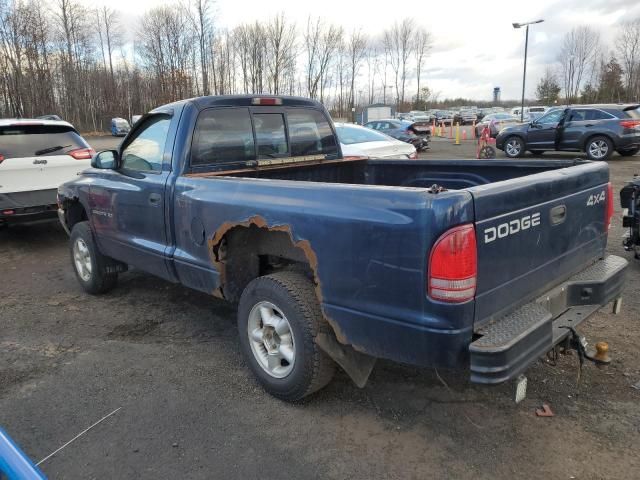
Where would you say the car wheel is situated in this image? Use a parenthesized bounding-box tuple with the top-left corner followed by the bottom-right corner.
(585, 136, 613, 161)
(503, 136, 525, 158)
(530, 150, 545, 155)
(616, 147, 640, 157)
(70, 221, 118, 294)
(238, 271, 336, 401)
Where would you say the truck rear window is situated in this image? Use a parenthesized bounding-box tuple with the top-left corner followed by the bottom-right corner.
(190, 107, 338, 170)
(0, 125, 87, 160)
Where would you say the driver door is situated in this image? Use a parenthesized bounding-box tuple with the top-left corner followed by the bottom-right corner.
(526, 109, 565, 150)
(90, 113, 175, 280)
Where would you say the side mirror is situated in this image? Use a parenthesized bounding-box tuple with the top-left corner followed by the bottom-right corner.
(91, 150, 119, 169)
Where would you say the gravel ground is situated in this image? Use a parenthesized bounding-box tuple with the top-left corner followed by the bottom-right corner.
(1, 136, 638, 479)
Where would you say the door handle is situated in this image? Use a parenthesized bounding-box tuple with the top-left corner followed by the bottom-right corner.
(585, 123, 594, 127)
(148, 193, 162, 206)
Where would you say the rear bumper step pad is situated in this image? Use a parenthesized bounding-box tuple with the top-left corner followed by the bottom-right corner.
(469, 255, 627, 384)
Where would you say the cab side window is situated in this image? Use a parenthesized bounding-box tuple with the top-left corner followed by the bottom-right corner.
(191, 108, 255, 167)
(121, 115, 171, 172)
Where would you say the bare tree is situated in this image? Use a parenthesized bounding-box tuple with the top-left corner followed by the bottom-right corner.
(383, 18, 415, 108)
(616, 18, 640, 100)
(303, 17, 342, 102)
(557, 26, 601, 103)
(413, 27, 431, 107)
(264, 13, 296, 95)
(346, 29, 367, 110)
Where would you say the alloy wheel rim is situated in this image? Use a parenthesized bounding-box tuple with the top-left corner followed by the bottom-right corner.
(247, 301, 295, 378)
(506, 139, 521, 156)
(73, 238, 92, 281)
(589, 140, 608, 159)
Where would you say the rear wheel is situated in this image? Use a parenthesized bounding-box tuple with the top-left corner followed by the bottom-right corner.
(617, 147, 640, 157)
(238, 271, 335, 401)
(585, 136, 613, 161)
(503, 136, 525, 158)
(70, 221, 118, 294)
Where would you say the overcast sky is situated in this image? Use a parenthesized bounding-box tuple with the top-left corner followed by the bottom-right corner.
(106, 0, 640, 101)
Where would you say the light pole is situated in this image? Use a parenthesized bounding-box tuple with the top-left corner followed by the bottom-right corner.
(513, 19, 544, 122)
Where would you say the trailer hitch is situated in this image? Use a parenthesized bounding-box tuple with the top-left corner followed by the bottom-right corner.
(559, 326, 611, 384)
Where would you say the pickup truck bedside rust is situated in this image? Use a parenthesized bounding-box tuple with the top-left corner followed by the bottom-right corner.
(57, 95, 627, 401)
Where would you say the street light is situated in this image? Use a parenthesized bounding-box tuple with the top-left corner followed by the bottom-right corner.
(513, 19, 544, 122)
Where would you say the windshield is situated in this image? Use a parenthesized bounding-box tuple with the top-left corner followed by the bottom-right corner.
(336, 125, 391, 144)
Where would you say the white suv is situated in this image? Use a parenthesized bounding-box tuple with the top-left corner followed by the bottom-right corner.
(0, 119, 94, 225)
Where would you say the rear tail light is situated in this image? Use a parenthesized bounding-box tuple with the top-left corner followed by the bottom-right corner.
(0, 154, 4, 164)
(605, 182, 614, 231)
(620, 120, 640, 129)
(408, 151, 418, 159)
(428, 224, 477, 303)
(69, 148, 95, 160)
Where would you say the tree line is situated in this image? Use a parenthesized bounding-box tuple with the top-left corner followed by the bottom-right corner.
(0, 0, 433, 131)
(1, 0, 640, 133)
(536, 21, 640, 105)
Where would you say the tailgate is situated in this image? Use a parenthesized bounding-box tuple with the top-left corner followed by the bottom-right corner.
(470, 161, 610, 326)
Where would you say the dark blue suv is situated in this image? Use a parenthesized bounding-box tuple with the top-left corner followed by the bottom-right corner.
(496, 104, 640, 160)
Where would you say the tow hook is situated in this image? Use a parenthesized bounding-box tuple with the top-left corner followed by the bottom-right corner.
(560, 326, 611, 384)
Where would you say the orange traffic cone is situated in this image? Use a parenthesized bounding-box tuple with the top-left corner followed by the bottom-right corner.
(462, 129, 467, 141)
(472, 121, 476, 139)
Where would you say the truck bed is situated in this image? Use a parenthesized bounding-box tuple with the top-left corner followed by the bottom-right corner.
(212, 158, 585, 190)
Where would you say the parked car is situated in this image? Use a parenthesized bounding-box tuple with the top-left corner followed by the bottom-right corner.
(511, 106, 548, 121)
(110, 117, 130, 136)
(454, 110, 478, 125)
(0, 119, 94, 225)
(335, 122, 417, 159)
(496, 104, 640, 160)
(364, 118, 430, 151)
(434, 110, 454, 125)
(475, 113, 521, 138)
(58, 94, 627, 402)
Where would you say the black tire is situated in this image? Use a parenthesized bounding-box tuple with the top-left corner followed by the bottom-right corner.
(585, 135, 613, 161)
(617, 147, 640, 157)
(69, 221, 118, 294)
(530, 150, 545, 155)
(503, 136, 525, 158)
(238, 271, 335, 401)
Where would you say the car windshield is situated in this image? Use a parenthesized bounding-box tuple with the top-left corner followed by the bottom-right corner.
(336, 124, 391, 144)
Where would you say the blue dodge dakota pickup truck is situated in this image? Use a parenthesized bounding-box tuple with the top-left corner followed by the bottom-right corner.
(57, 95, 627, 401)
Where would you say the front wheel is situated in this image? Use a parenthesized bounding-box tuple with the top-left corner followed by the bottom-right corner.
(503, 136, 525, 158)
(238, 271, 336, 401)
(617, 147, 640, 157)
(585, 136, 613, 161)
(70, 221, 118, 294)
